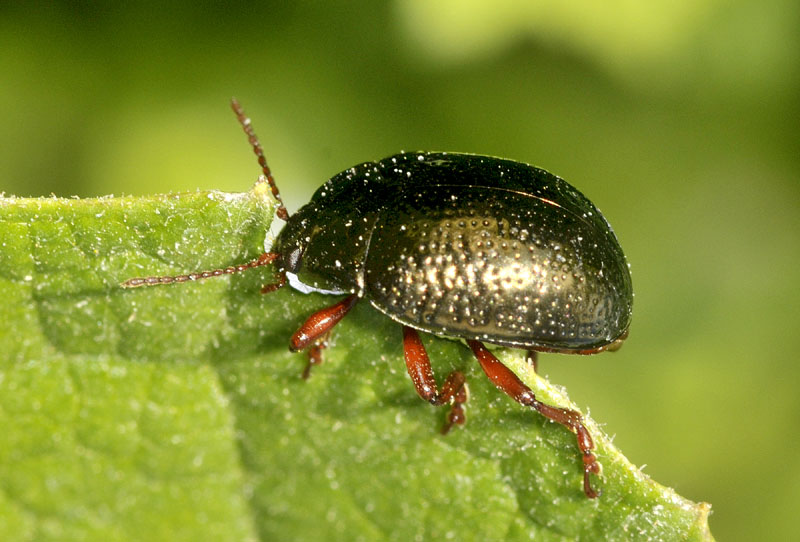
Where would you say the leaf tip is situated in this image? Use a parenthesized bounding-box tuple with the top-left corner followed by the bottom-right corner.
(252, 175, 272, 202)
(694, 501, 716, 541)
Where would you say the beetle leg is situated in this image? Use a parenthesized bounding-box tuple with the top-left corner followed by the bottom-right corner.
(289, 294, 358, 377)
(301, 330, 331, 380)
(403, 326, 469, 435)
(260, 271, 287, 294)
(467, 340, 601, 499)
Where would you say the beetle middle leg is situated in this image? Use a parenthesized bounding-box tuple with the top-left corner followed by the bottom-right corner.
(403, 326, 469, 434)
(467, 340, 601, 498)
(289, 294, 358, 378)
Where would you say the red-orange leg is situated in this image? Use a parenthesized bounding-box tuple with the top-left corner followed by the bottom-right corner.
(403, 326, 468, 435)
(302, 331, 330, 380)
(289, 294, 358, 378)
(467, 340, 601, 498)
(260, 271, 287, 294)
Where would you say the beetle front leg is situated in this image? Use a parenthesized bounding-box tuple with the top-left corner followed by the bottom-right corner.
(260, 270, 287, 294)
(467, 340, 601, 499)
(289, 294, 358, 378)
(403, 326, 468, 434)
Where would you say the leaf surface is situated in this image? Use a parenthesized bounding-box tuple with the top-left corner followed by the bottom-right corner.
(0, 182, 714, 541)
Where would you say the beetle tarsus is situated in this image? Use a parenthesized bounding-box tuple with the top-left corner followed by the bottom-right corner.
(467, 340, 601, 498)
(302, 332, 330, 379)
(582, 451, 601, 498)
(260, 271, 287, 294)
(403, 326, 469, 434)
(440, 392, 467, 435)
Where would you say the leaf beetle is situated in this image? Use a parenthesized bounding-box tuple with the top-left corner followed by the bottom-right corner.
(123, 99, 633, 498)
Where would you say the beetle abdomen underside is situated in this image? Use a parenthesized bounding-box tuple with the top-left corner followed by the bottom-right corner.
(365, 185, 632, 350)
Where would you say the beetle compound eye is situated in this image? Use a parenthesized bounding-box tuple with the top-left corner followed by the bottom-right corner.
(285, 246, 304, 273)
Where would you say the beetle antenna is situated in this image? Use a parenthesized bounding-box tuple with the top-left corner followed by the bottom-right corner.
(121, 252, 280, 288)
(231, 98, 289, 221)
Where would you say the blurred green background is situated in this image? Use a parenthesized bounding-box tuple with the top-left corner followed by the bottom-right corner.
(1, 1, 797, 540)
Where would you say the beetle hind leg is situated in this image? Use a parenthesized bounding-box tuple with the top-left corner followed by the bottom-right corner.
(403, 326, 469, 434)
(467, 340, 601, 499)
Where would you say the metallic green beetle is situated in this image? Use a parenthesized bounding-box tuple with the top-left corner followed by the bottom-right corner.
(278, 151, 632, 352)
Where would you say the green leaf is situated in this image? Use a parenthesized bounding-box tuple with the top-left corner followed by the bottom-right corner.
(0, 182, 714, 541)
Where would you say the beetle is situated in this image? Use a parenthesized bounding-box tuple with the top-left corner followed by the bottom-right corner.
(123, 99, 633, 498)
